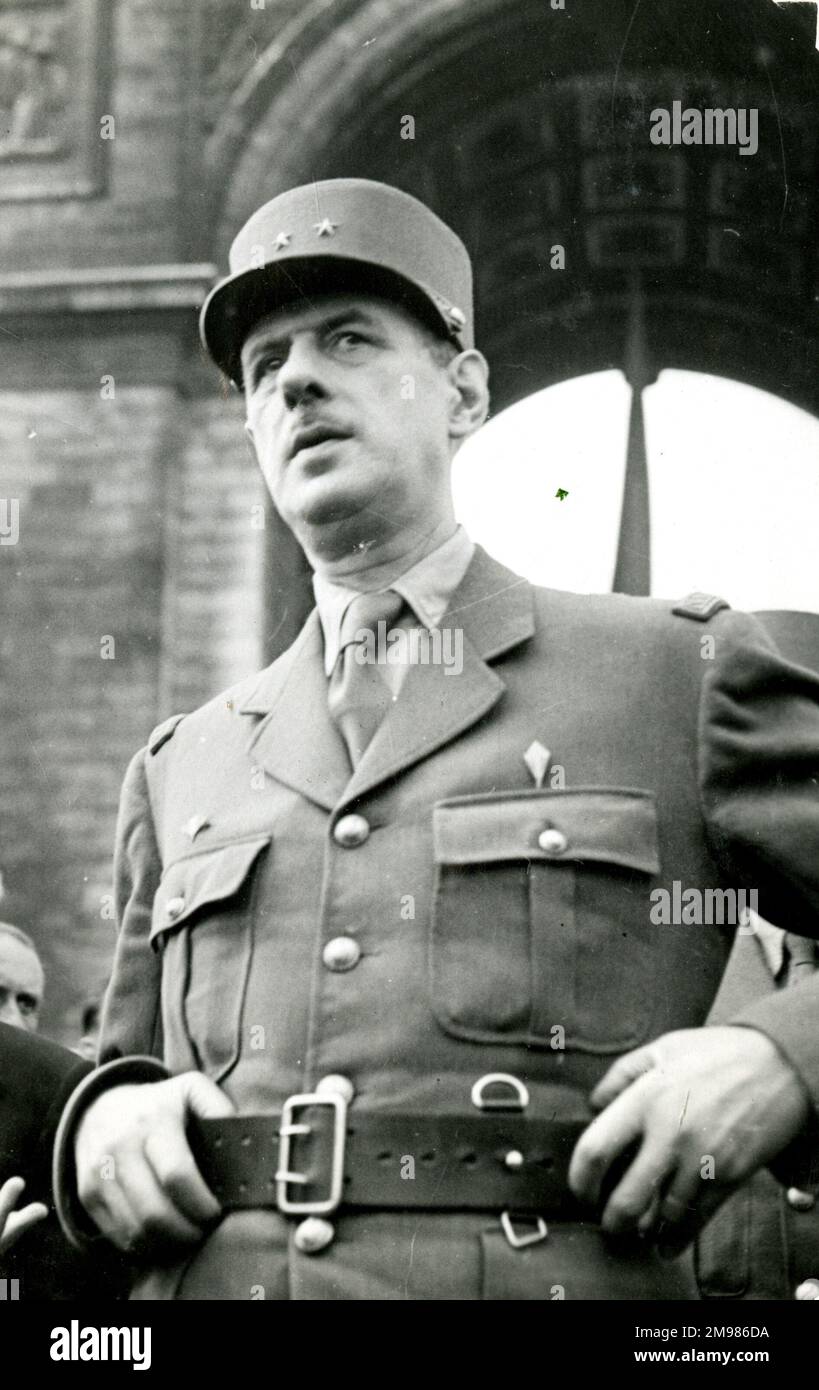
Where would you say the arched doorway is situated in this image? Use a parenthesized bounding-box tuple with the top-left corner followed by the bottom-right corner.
(454, 371, 819, 610)
(199, 0, 819, 653)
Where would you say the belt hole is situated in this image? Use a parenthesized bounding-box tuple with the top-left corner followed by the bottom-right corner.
(377, 1150, 392, 1163)
(460, 1150, 478, 1167)
(538, 1155, 555, 1170)
(420, 1151, 436, 1165)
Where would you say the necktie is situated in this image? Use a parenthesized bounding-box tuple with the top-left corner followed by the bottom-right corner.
(328, 589, 406, 767)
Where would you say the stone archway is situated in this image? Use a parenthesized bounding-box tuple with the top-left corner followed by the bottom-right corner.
(201, 0, 819, 645)
(205, 0, 818, 412)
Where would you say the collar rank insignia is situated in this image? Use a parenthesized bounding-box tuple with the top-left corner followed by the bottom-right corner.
(523, 741, 551, 790)
(183, 815, 211, 843)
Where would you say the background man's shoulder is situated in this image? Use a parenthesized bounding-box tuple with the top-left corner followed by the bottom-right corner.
(0, 1023, 91, 1179)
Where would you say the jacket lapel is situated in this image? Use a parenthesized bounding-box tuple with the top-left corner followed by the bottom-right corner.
(344, 546, 535, 803)
(239, 611, 352, 810)
(239, 546, 536, 810)
(706, 930, 777, 1024)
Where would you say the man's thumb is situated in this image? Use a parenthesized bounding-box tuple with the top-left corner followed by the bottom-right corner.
(590, 1044, 656, 1109)
(176, 1071, 235, 1120)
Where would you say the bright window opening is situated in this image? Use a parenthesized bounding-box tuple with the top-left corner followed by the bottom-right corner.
(453, 370, 819, 613)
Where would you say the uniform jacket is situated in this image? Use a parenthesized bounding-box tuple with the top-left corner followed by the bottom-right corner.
(96, 546, 819, 1300)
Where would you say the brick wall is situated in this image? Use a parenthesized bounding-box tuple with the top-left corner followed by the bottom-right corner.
(0, 367, 265, 1042)
(159, 390, 266, 718)
(0, 0, 274, 1042)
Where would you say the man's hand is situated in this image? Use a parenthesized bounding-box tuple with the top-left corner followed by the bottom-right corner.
(0, 1176, 48, 1256)
(75, 1072, 234, 1254)
(568, 1026, 810, 1254)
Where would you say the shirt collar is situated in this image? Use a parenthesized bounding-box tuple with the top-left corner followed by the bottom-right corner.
(312, 525, 475, 675)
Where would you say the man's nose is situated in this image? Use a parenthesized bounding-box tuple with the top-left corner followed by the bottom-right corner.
(277, 337, 329, 410)
(0, 998, 25, 1029)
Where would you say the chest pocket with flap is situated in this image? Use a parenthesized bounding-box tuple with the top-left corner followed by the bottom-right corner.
(150, 834, 272, 1081)
(431, 789, 660, 1052)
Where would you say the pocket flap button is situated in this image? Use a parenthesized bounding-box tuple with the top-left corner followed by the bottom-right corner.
(165, 895, 186, 920)
(787, 1187, 816, 1212)
(538, 827, 568, 855)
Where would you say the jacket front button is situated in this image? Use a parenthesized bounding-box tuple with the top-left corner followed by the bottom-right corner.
(316, 1074, 356, 1103)
(165, 895, 186, 920)
(333, 814, 370, 848)
(538, 827, 568, 855)
(293, 1217, 335, 1254)
(322, 936, 361, 972)
(787, 1187, 816, 1212)
(795, 1279, 819, 1299)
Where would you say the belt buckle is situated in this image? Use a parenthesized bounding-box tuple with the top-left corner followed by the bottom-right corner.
(471, 1072, 530, 1111)
(275, 1091, 348, 1215)
(500, 1211, 549, 1249)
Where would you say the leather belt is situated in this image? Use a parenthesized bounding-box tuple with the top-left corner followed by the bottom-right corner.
(188, 1100, 587, 1218)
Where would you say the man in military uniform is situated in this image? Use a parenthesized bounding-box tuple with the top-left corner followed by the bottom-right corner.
(54, 179, 819, 1300)
(695, 612, 819, 1302)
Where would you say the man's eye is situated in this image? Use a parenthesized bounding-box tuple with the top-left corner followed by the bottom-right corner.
(332, 330, 366, 349)
(19, 996, 36, 1015)
(257, 354, 282, 377)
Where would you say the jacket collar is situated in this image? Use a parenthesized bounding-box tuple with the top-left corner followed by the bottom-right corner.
(239, 546, 535, 810)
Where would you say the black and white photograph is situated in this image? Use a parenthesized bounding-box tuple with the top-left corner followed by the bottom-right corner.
(1, 0, 818, 1341)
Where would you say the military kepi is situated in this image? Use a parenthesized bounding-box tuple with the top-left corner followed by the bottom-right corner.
(200, 178, 474, 383)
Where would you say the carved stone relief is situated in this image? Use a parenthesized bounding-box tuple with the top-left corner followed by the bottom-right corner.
(0, 0, 108, 199)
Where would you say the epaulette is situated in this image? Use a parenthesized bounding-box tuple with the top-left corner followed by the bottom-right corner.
(147, 712, 187, 755)
(671, 592, 730, 622)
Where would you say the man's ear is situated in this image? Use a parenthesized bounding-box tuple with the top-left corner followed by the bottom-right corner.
(447, 350, 490, 441)
(243, 420, 260, 466)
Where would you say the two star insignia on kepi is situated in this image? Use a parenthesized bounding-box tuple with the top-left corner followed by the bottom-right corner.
(271, 222, 338, 252)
